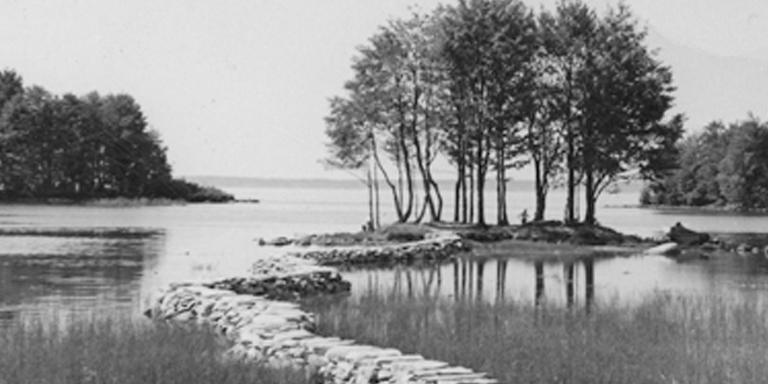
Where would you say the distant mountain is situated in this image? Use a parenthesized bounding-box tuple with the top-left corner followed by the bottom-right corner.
(645, 27, 768, 132)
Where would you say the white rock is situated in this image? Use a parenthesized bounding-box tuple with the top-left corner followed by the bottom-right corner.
(325, 345, 380, 361)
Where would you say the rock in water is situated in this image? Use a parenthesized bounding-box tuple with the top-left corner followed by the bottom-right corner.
(667, 223, 710, 246)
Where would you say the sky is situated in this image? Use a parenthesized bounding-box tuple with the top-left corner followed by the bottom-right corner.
(0, 0, 766, 179)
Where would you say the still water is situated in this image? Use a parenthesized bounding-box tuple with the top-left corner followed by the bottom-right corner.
(2, 179, 768, 326)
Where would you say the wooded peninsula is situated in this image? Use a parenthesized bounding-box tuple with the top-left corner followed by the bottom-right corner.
(0, 70, 232, 203)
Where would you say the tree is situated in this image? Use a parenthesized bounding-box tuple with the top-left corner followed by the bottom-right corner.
(522, 45, 566, 222)
(716, 118, 768, 209)
(441, 0, 537, 226)
(0, 70, 23, 113)
(389, 12, 447, 223)
(543, 0, 596, 224)
(571, 2, 676, 224)
(642, 116, 768, 210)
(324, 95, 381, 229)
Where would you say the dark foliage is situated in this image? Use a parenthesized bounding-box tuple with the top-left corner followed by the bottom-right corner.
(641, 116, 768, 209)
(0, 69, 232, 203)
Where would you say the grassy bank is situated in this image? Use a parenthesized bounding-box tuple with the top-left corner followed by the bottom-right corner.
(308, 292, 768, 384)
(0, 315, 306, 384)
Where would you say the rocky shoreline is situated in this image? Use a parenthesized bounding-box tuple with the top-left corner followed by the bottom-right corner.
(147, 233, 496, 384)
(288, 232, 469, 266)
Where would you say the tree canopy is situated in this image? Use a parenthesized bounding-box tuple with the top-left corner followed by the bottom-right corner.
(325, 0, 680, 227)
(642, 115, 768, 210)
(0, 69, 232, 202)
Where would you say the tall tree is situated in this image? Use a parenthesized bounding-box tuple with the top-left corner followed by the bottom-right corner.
(576, 3, 675, 224)
(544, 0, 596, 223)
(522, 43, 566, 222)
(324, 95, 381, 229)
(441, 0, 536, 225)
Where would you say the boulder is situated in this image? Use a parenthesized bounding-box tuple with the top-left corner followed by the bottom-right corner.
(667, 223, 710, 246)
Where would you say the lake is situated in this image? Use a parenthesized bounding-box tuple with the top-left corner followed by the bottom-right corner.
(2, 178, 768, 326)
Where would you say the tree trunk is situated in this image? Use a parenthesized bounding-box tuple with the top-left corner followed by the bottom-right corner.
(374, 162, 381, 229)
(373, 140, 405, 222)
(533, 157, 547, 222)
(476, 135, 486, 226)
(565, 123, 576, 224)
(454, 173, 461, 223)
(367, 163, 374, 230)
(468, 161, 475, 224)
(584, 159, 597, 225)
(429, 175, 443, 221)
(496, 135, 508, 226)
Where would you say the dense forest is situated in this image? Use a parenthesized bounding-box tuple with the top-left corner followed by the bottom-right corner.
(641, 116, 768, 210)
(0, 70, 232, 202)
(324, 0, 681, 227)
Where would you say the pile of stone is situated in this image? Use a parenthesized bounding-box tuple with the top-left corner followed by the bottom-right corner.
(204, 257, 350, 301)
(290, 233, 468, 266)
(147, 275, 497, 383)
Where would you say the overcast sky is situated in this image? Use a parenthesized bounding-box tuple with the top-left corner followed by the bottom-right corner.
(1, 0, 766, 179)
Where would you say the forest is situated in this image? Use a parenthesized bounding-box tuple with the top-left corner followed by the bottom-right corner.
(324, 0, 682, 227)
(641, 116, 768, 210)
(0, 70, 232, 202)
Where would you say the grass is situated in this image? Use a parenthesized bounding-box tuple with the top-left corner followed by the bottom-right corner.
(307, 291, 768, 384)
(0, 315, 308, 384)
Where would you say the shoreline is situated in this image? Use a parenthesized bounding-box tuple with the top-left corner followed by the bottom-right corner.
(0, 196, 256, 207)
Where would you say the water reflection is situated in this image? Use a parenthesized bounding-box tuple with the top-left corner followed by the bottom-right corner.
(343, 251, 768, 310)
(0, 228, 162, 327)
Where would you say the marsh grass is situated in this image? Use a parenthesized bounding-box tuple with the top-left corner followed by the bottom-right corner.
(0, 315, 306, 384)
(309, 292, 768, 384)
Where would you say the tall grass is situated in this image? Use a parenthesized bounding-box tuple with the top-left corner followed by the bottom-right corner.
(0, 315, 306, 384)
(308, 292, 768, 384)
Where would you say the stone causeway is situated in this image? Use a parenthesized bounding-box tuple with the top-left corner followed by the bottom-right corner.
(146, 233, 498, 384)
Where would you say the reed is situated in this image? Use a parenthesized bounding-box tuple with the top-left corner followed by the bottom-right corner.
(309, 291, 768, 384)
(0, 315, 306, 384)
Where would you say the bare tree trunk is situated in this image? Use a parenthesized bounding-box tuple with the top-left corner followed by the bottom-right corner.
(468, 161, 475, 224)
(496, 133, 509, 226)
(373, 140, 405, 222)
(374, 159, 381, 229)
(454, 173, 461, 223)
(566, 123, 576, 224)
(533, 157, 547, 222)
(476, 135, 486, 226)
(367, 163, 374, 230)
(585, 168, 596, 225)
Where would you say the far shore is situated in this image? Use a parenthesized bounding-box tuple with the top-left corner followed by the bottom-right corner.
(0, 196, 257, 207)
(638, 203, 768, 215)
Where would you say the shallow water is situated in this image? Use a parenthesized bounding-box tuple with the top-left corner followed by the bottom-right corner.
(2, 180, 768, 327)
(342, 251, 768, 310)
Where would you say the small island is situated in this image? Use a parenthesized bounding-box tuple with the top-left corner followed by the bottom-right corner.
(0, 70, 233, 204)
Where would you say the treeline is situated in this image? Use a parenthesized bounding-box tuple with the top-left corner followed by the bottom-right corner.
(0, 70, 232, 202)
(324, 0, 681, 228)
(641, 116, 768, 210)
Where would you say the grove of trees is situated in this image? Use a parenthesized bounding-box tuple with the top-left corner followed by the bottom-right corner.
(325, 0, 681, 227)
(0, 69, 232, 202)
(642, 115, 768, 210)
